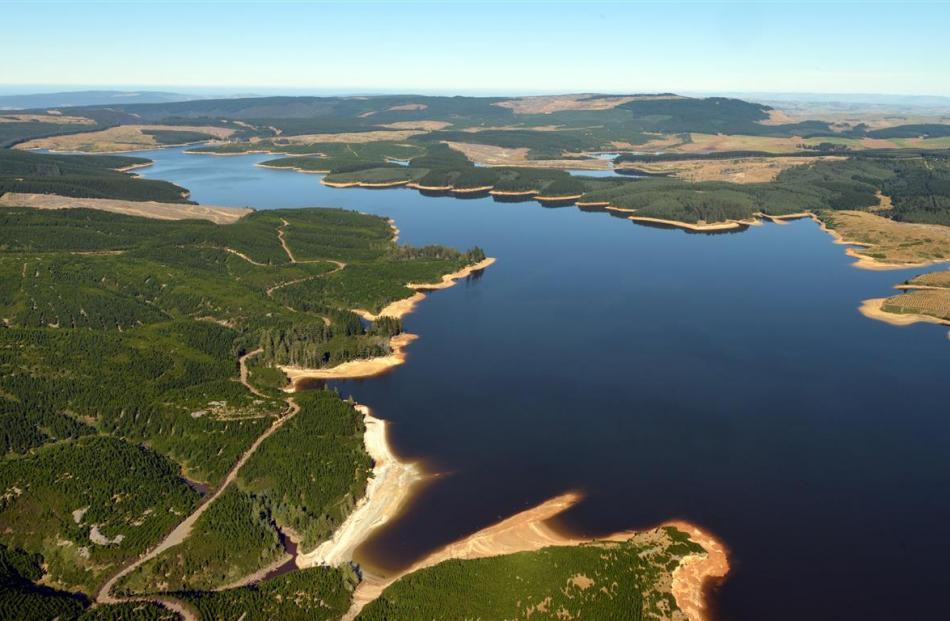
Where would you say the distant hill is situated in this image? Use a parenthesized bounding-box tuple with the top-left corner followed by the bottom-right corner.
(0, 90, 199, 110)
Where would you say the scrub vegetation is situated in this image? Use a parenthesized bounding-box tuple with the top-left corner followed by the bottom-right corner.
(358, 526, 704, 621)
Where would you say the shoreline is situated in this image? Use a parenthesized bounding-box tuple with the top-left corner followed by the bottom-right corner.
(296, 404, 423, 568)
(280, 332, 418, 385)
(352, 257, 497, 320)
(115, 161, 154, 173)
(489, 189, 538, 197)
(858, 298, 950, 335)
(341, 492, 729, 621)
(813, 213, 950, 271)
(535, 193, 584, 203)
(277, 256, 498, 583)
(255, 161, 329, 174)
(321, 177, 412, 189)
(627, 214, 756, 232)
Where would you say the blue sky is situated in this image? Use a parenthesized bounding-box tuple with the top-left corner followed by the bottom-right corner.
(2, 1, 949, 96)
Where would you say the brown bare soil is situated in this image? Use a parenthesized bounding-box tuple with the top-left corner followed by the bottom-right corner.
(0, 113, 95, 125)
(0, 193, 251, 224)
(675, 133, 812, 154)
(377, 120, 451, 130)
(904, 270, 950, 288)
(387, 103, 427, 111)
(16, 124, 234, 152)
(608, 133, 687, 151)
(618, 155, 840, 183)
(819, 210, 950, 269)
(757, 109, 799, 126)
(754, 105, 950, 132)
(872, 190, 893, 211)
(462, 125, 566, 133)
(256, 130, 423, 145)
(881, 290, 950, 322)
(443, 141, 609, 170)
(494, 94, 683, 114)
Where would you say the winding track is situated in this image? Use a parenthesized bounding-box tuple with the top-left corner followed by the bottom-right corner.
(94, 219, 359, 617)
(95, 352, 301, 615)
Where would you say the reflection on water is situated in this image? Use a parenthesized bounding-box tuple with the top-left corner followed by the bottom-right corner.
(137, 146, 950, 621)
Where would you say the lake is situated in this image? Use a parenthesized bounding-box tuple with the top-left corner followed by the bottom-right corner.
(136, 146, 950, 621)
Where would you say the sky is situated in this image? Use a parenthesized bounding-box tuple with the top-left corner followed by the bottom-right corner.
(2, 1, 949, 97)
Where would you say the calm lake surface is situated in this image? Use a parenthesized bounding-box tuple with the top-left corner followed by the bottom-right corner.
(138, 147, 950, 621)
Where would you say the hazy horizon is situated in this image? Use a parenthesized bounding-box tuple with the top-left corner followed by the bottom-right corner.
(3, 1, 949, 97)
(3, 85, 950, 105)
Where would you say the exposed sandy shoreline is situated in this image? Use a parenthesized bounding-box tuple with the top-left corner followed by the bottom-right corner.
(342, 492, 728, 621)
(535, 193, 584, 202)
(280, 333, 418, 385)
(812, 213, 950, 271)
(115, 161, 155, 173)
(668, 521, 730, 621)
(277, 256, 498, 589)
(352, 257, 497, 320)
(627, 214, 756, 231)
(858, 298, 950, 332)
(451, 185, 494, 194)
(255, 162, 330, 174)
(407, 182, 454, 191)
(490, 189, 539, 197)
(283, 258, 496, 384)
(296, 405, 423, 568)
(321, 178, 411, 189)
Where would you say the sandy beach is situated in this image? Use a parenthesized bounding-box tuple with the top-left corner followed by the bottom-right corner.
(280, 333, 417, 384)
(296, 405, 423, 568)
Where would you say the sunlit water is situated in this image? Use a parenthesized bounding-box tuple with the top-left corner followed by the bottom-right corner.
(136, 146, 950, 621)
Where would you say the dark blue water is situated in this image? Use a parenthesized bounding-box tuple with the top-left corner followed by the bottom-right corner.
(137, 147, 950, 621)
